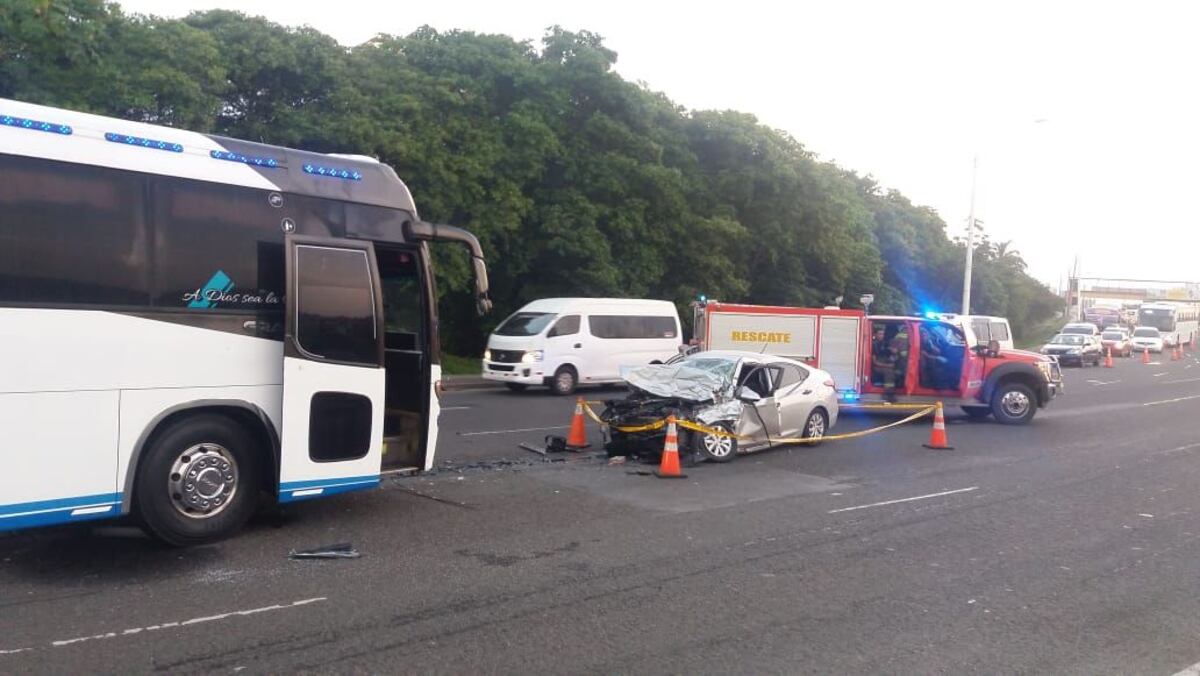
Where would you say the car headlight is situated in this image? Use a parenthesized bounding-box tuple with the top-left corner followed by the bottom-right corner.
(521, 350, 544, 363)
(1067, 348, 1081, 354)
(483, 349, 492, 361)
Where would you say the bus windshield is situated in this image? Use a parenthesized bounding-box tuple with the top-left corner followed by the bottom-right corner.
(1139, 308, 1176, 331)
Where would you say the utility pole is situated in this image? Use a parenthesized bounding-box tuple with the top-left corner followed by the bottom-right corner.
(961, 155, 979, 314)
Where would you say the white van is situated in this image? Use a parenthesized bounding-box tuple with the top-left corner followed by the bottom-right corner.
(936, 314, 1015, 351)
(482, 298, 683, 394)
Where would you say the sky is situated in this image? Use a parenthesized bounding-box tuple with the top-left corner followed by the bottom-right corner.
(117, 0, 1200, 290)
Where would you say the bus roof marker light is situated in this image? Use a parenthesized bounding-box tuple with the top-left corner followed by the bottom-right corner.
(210, 150, 282, 168)
(303, 163, 362, 181)
(1, 114, 72, 135)
(104, 132, 183, 153)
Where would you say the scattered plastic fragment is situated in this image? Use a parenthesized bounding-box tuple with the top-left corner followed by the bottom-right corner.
(288, 543, 361, 560)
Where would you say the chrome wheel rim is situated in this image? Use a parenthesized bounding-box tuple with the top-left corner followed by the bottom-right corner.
(703, 431, 734, 458)
(806, 412, 826, 438)
(168, 443, 238, 519)
(1000, 390, 1031, 418)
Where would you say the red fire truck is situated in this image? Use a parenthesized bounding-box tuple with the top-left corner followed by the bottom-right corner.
(692, 301, 1062, 424)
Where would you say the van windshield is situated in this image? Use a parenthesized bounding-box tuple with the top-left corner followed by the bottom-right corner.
(494, 312, 556, 336)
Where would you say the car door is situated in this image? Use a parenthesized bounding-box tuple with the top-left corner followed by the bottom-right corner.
(772, 363, 813, 437)
(734, 361, 783, 444)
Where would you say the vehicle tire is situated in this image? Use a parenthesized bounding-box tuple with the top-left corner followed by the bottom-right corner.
(990, 382, 1037, 425)
(802, 408, 828, 446)
(961, 406, 991, 420)
(551, 366, 577, 396)
(504, 383, 528, 392)
(135, 414, 262, 546)
(694, 421, 737, 463)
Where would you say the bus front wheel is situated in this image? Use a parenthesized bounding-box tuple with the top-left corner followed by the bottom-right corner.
(135, 414, 261, 546)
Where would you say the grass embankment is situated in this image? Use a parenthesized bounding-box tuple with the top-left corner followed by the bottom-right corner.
(1015, 317, 1064, 351)
(441, 353, 480, 376)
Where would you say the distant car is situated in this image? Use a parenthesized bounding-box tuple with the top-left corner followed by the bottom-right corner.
(601, 350, 839, 463)
(1060, 322, 1101, 337)
(1130, 327, 1164, 353)
(1100, 329, 1132, 357)
(1040, 333, 1103, 366)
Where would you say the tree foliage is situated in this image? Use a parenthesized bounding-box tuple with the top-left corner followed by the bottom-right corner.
(0, 1, 1061, 351)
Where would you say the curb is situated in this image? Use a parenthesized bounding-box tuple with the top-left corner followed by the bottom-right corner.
(441, 376, 504, 392)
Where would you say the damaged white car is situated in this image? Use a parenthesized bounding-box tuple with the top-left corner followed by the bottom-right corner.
(600, 350, 840, 462)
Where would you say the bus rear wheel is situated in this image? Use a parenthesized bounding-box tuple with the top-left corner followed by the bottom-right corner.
(135, 415, 261, 546)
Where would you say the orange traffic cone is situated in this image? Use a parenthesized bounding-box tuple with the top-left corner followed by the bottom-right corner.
(566, 397, 590, 450)
(655, 415, 687, 479)
(1143, 347, 1151, 364)
(1104, 346, 1114, 368)
(1172, 346, 1181, 361)
(922, 402, 954, 450)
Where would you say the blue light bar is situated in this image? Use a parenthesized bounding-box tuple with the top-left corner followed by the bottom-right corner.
(1, 114, 72, 135)
(210, 150, 281, 168)
(303, 163, 362, 181)
(104, 132, 183, 153)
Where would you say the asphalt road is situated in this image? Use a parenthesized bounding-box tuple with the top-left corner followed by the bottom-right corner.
(6, 353, 1200, 674)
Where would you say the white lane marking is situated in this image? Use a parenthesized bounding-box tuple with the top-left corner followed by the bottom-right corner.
(1086, 379, 1121, 386)
(1143, 394, 1200, 407)
(47, 597, 326, 649)
(0, 648, 31, 655)
(1154, 372, 1168, 377)
(1172, 659, 1200, 675)
(828, 487, 979, 514)
(441, 406, 471, 411)
(1162, 376, 1200, 385)
(459, 425, 569, 437)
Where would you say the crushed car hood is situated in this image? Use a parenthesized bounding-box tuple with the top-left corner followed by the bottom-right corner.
(622, 363, 730, 402)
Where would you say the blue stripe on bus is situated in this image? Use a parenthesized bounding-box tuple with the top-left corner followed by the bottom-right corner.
(0, 493, 122, 531)
(278, 475, 380, 503)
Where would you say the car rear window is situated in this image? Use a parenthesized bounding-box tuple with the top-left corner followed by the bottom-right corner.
(1101, 332, 1124, 340)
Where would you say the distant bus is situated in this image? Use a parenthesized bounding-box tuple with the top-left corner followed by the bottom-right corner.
(1137, 302, 1198, 348)
(1, 98, 492, 544)
(1083, 306, 1122, 329)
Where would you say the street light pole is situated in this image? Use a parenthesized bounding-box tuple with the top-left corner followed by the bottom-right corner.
(961, 154, 979, 314)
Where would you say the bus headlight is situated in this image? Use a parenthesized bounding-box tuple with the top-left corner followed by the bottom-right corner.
(521, 350, 543, 363)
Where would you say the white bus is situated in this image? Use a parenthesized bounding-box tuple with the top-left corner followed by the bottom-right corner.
(1137, 302, 1198, 348)
(0, 99, 491, 544)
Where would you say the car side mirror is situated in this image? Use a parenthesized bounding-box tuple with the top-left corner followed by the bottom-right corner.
(735, 386, 762, 403)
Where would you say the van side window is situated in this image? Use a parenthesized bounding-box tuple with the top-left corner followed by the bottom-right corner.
(590, 315, 678, 339)
(991, 322, 1010, 341)
(548, 315, 580, 337)
(971, 319, 989, 342)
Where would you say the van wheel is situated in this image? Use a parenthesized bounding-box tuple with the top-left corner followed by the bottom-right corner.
(505, 383, 528, 392)
(551, 366, 577, 395)
(695, 422, 737, 462)
(990, 382, 1037, 425)
(135, 415, 261, 546)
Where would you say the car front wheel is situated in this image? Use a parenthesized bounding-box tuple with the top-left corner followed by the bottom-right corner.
(991, 382, 1037, 425)
(694, 421, 737, 462)
(551, 366, 577, 395)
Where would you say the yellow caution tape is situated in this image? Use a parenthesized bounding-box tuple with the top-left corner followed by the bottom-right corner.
(580, 400, 937, 445)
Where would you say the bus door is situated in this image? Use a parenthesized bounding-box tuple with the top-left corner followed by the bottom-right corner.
(374, 245, 435, 472)
(279, 236, 386, 503)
